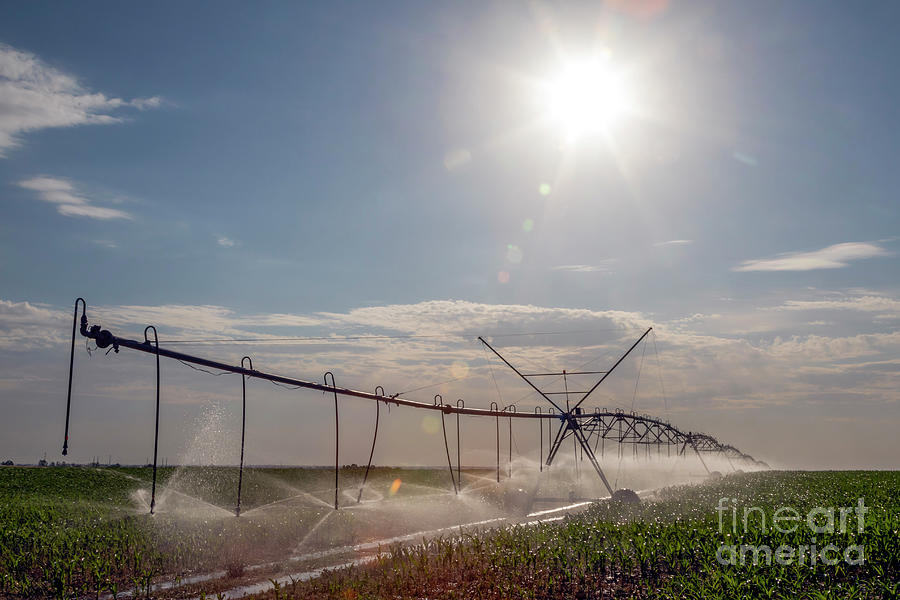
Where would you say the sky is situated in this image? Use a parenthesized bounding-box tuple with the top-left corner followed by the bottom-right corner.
(1, 1, 898, 471)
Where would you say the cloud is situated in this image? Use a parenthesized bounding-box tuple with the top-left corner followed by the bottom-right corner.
(779, 295, 900, 314)
(443, 148, 471, 171)
(0, 299, 67, 348)
(318, 299, 645, 337)
(552, 261, 616, 273)
(732, 151, 757, 166)
(0, 43, 161, 156)
(3, 295, 900, 467)
(766, 331, 900, 361)
(653, 239, 693, 247)
(734, 242, 889, 272)
(18, 176, 132, 220)
(217, 236, 236, 248)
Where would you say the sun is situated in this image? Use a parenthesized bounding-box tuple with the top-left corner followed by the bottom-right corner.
(544, 57, 630, 139)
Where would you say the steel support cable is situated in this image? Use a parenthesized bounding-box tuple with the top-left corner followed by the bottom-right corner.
(324, 372, 339, 510)
(177, 359, 230, 377)
(630, 338, 648, 412)
(162, 333, 457, 344)
(236, 356, 252, 516)
(153, 327, 636, 346)
(651, 331, 670, 418)
(505, 350, 554, 382)
(436, 395, 457, 494)
(479, 337, 564, 414)
(484, 330, 634, 382)
(357, 386, 384, 503)
(506, 342, 636, 408)
(573, 327, 653, 412)
(270, 380, 303, 391)
(394, 373, 473, 397)
(481, 344, 504, 407)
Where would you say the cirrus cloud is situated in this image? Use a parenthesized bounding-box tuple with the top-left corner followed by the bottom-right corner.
(0, 42, 161, 156)
(18, 176, 132, 220)
(734, 242, 889, 272)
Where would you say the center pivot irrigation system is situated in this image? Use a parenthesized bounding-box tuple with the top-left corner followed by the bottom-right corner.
(62, 298, 767, 515)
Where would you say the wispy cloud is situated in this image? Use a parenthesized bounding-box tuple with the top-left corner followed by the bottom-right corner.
(779, 295, 900, 314)
(734, 242, 889, 272)
(552, 260, 616, 273)
(18, 176, 132, 220)
(653, 239, 693, 247)
(3, 295, 900, 467)
(0, 43, 161, 156)
(217, 236, 236, 248)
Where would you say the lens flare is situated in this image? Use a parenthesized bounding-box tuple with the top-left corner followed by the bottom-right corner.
(421, 415, 440, 434)
(450, 361, 469, 379)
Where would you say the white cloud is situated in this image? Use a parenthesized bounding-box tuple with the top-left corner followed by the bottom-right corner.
(0, 43, 161, 156)
(766, 331, 900, 361)
(732, 151, 757, 166)
(443, 148, 471, 171)
(18, 176, 132, 220)
(734, 242, 888, 272)
(0, 299, 67, 349)
(779, 295, 900, 314)
(653, 239, 693, 247)
(57, 203, 131, 220)
(318, 299, 645, 336)
(2, 296, 900, 467)
(552, 261, 616, 273)
(217, 237, 236, 248)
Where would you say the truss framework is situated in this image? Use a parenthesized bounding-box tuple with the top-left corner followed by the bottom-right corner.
(478, 332, 767, 496)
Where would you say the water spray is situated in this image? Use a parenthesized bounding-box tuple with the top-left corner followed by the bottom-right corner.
(144, 325, 161, 515)
(323, 371, 339, 510)
(436, 395, 457, 494)
(356, 386, 383, 503)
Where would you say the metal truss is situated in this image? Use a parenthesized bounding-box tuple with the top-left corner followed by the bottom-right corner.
(479, 330, 768, 496)
(63, 299, 766, 512)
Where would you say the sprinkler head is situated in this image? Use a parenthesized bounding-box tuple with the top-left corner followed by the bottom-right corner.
(95, 329, 115, 349)
(611, 488, 641, 504)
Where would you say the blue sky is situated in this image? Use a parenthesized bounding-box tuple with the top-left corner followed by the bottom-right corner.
(1, 2, 899, 470)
